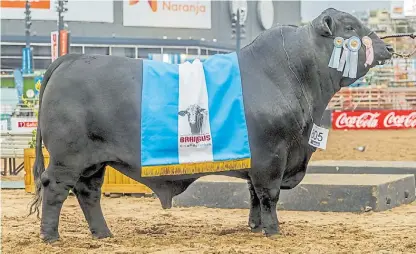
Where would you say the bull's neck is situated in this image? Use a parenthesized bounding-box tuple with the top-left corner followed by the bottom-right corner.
(240, 24, 341, 128)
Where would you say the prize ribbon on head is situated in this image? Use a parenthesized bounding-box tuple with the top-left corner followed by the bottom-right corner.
(328, 37, 344, 69)
(345, 36, 361, 78)
(338, 39, 350, 73)
(362, 36, 374, 67)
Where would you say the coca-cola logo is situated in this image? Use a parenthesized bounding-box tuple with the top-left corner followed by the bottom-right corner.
(383, 112, 416, 128)
(335, 112, 380, 128)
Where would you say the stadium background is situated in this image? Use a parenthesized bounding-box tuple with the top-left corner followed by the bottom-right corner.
(1, 0, 301, 71)
(1, 2, 415, 252)
(0, 0, 414, 146)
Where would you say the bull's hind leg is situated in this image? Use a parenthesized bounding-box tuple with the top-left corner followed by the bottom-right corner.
(40, 161, 81, 242)
(72, 164, 112, 239)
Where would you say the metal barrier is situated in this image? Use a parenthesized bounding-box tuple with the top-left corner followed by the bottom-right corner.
(328, 87, 416, 111)
(0, 131, 32, 176)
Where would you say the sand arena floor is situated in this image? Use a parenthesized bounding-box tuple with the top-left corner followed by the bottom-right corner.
(1, 129, 416, 253)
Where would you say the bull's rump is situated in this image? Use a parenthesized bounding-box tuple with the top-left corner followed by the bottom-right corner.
(141, 53, 251, 177)
(40, 54, 144, 166)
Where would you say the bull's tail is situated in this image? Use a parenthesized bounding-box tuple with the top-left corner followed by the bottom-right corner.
(28, 54, 78, 218)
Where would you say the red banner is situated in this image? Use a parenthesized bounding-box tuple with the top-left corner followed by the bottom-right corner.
(59, 30, 68, 56)
(332, 110, 416, 130)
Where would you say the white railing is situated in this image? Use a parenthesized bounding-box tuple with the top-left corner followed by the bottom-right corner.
(0, 131, 32, 175)
(328, 87, 416, 110)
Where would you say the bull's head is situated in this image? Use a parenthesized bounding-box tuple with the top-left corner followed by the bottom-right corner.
(311, 8, 393, 87)
(178, 104, 207, 135)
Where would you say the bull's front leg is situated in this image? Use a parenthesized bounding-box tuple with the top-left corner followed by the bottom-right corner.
(249, 158, 285, 237)
(251, 177, 283, 237)
(247, 179, 262, 232)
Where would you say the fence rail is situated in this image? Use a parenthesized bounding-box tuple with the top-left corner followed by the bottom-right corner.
(328, 87, 416, 110)
(0, 131, 32, 176)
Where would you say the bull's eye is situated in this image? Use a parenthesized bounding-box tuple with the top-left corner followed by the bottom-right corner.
(345, 26, 354, 31)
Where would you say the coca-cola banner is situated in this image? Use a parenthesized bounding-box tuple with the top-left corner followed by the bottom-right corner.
(332, 110, 416, 130)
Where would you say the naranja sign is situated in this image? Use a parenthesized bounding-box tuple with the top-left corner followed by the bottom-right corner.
(124, 0, 211, 29)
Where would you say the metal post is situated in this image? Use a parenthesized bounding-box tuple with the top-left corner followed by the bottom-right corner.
(57, 0, 64, 57)
(236, 9, 241, 53)
(23, 0, 33, 74)
(24, 0, 31, 48)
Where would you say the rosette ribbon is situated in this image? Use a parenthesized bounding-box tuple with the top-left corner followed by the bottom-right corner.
(362, 36, 374, 67)
(343, 36, 361, 78)
(328, 37, 344, 69)
(337, 39, 350, 72)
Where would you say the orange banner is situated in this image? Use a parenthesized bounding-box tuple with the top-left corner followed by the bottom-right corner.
(0, 0, 50, 9)
(59, 30, 68, 56)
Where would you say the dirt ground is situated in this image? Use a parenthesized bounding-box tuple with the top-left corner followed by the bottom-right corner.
(1, 190, 416, 254)
(1, 129, 416, 253)
(310, 129, 416, 161)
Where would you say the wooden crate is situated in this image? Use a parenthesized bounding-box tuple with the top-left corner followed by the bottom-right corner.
(23, 148, 153, 194)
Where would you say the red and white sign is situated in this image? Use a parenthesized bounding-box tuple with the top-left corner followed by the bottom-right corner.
(51, 31, 58, 62)
(10, 117, 37, 133)
(17, 121, 37, 128)
(332, 110, 416, 130)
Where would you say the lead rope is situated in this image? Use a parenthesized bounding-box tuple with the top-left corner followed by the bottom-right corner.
(380, 33, 416, 59)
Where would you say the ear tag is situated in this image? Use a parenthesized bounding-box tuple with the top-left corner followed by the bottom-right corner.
(346, 36, 361, 78)
(328, 37, 344, 69)
(308, 123, 329, 150)
(362, 36, 374, 67)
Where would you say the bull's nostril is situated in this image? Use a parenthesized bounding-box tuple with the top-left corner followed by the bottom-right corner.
(386, 45, 394, 53)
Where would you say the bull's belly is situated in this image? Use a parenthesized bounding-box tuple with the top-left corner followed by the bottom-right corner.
(107, 161, 250, 183)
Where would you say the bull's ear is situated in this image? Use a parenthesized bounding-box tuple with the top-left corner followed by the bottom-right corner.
(313, 15, 334, 37)
(178, 111, 187, 116)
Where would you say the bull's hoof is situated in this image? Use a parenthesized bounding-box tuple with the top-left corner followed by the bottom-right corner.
(92, 230, 113, 239)
(40, 232, 60, 243)
(262, 229, 281, 239)
(248, 223, 262, 233)
(250, 227, 263, 233)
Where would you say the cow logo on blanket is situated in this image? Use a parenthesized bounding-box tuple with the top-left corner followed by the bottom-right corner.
(178, 104, 211, 148)
(140, 52, 252, 177)
(178, 104, 208, 135)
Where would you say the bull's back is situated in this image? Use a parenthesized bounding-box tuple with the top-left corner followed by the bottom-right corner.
(41, 54, 144, 167)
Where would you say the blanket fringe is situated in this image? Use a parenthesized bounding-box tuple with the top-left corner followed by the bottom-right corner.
(141, 158, 251, 177)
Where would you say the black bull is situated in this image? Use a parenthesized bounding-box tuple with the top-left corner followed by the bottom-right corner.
(29, 8, 392, 242)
